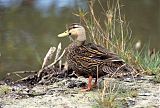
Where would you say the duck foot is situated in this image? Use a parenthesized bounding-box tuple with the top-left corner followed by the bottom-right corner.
(81, 87, 91, 92)
(81, 75, 92, 92)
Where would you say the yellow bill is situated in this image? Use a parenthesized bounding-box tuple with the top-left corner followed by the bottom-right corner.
(58, 30, 69, 37)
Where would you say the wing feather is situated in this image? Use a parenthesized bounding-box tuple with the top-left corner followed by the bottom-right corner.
(81, 42, 124, 62)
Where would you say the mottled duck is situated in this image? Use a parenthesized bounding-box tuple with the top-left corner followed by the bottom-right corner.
(58, 23, 135, 91)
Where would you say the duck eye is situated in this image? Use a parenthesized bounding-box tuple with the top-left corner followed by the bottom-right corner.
(69, 33, 71, 35)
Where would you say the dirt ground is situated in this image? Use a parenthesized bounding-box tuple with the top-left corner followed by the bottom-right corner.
(0, 76, 160, 108)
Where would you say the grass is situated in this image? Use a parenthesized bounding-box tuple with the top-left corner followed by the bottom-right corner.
(140, 51, 160, 75)
(74, 0, 160, 107)
(0, 85, 12, 96)
(93, 79, 138, 108)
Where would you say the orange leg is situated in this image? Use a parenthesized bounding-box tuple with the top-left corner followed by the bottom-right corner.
(81, 75, 92, 91)
(93, 78, 97, 88)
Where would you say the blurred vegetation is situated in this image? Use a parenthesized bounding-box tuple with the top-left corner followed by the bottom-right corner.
(0, 0, 87, 78)
(0, 0, 160, 79)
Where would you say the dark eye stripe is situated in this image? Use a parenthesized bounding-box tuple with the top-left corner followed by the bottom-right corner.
(68, 26, 78, 30)
(67, 23, 81, 30)
(73, 26, 79, 28)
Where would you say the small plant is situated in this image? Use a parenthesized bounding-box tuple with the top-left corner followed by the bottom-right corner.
(140, 51, 160, 75)
(95, 79, 138, 108)
(0, 85, 12, 96)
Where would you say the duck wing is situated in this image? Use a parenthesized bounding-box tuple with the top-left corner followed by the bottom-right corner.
(81, 43, 133, 73)
(82, 42, 124, 62)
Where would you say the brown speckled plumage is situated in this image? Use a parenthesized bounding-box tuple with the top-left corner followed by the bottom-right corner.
(58, 23, 136, 91)
(66, 40, 134, 78)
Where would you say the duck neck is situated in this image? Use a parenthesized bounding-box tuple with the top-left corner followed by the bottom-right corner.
(76, 29, 86, 43)
(74, 40, 85, 46)
(74, 28, 86, 46)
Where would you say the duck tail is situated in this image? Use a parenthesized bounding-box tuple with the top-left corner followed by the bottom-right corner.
(121, 64, 140, 78)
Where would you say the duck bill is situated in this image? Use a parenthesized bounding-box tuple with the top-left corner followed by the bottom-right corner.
(58, 30, 69, 37)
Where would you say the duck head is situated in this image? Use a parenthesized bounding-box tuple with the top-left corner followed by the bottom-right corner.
(58, 23, 86, 42)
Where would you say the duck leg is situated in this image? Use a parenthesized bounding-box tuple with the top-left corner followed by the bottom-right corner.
(93, 77, 97, 88)
(81, 75, 92, 91)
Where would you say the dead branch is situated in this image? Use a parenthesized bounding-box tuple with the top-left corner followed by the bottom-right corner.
(41, 47, 56, 69)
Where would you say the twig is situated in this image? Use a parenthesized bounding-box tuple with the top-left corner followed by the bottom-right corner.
(42, 47, 56, 69)
(37, 49, 66, 77)
(117, 0, 124, 51)
(49, 48, 66, 67)
(11, 70, 36, 74)
(54, 43, 62, 61)
(110, 63, 126, 78)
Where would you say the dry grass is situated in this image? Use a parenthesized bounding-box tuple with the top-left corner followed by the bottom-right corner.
(93, 79, 138, 108)
(74, 0, 138, 68)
